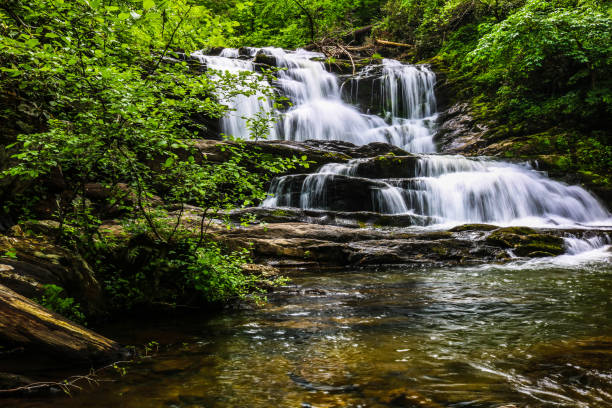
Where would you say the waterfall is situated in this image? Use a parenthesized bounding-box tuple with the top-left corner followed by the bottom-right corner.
(191, 50, 277, 140)
(564, 234, 611, 255)
(197, 47, 611, 228)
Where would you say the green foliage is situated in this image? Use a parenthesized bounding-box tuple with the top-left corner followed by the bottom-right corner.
(0, 0, 303, 309)
(37, 284, 86, 324)
(2, 248, 17, 259)
(206, 0, 386, 48)
(378, 0, 611, 179)
(467, 0, 612, 129)
(96, 232, 282, 310)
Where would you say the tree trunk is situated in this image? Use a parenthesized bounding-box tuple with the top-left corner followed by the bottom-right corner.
(0, 284, 122, 363)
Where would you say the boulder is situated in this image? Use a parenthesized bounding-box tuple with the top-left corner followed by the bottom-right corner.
(435, 102, 488, 154)
(266, 173, 396, 212)
(0, 231, 103, 314)
(485, 226, 565, 257)
(347, 155, 420, 179)
(209, 222, 507, 266)
(226, 207, 435, 228)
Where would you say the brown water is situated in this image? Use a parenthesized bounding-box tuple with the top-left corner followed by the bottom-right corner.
(7, 257, 612, 408)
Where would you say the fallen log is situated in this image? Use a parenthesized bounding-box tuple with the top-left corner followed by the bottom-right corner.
(374, 39, 415, 48)
(0, 284, 122, 363)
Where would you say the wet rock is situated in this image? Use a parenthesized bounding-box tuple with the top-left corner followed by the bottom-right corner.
(226, 207, 435, 228)
(435, 102, 488, 154)
(241, 263, 280, 278)
(348, 155, 420, 179)
(449, 223, 498, 232)
(254, 50, 277, 66)
(189, 139, 408, 172)
(265, 174, 396, 212)
(209, 222, 506, 267)
(340, 66, 385, 114)
(485, 227, 565, 257)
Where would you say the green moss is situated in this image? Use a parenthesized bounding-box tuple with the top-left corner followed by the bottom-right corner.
(431, 246, 448, 255)
(449, 223, 498, 232)
(485, 227, 564, 257)
(271, 209, 292, 217)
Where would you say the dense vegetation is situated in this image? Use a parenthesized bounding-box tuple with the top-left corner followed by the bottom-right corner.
(1, 0, 610, 319)
(207, 0, 612, 187)
(382, 0, 611, 186)
(0, 0, 305, 315)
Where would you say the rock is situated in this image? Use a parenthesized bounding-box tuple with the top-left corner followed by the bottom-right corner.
(189, 139, 408, 173)
(0, 284, 121, 362)
(209, 222, 506, 266)
(266, 173, 398, 212)
(449, 223, 498, 232)
(226, 207, 435, 228)
(435, 102, 488, 154)
(0, 232, 103, 314)
(340, 66, 385, 113)
(347, 155, 420, 179)
(253, 50, 277, 66)
(241, 263, 279, 278)
(485, 227, 565, 257)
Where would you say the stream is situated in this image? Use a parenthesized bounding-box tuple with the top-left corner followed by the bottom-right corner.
(6, 47, 611, 407)
(10, 251, 612, 407)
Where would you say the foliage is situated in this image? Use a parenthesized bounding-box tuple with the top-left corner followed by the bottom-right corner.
(378, 0, 611, 179)
(0, 0, 302, 308)
(466, 0, 612, 129)
(204, 0, 386, 48)
(37, 284, 87, 324)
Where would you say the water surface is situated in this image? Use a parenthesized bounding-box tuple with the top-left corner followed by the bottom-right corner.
(11, 253, 612, 407)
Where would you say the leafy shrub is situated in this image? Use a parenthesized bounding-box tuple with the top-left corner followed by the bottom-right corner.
(37, 284, 87, 325)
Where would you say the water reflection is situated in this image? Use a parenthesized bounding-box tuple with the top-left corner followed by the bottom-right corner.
(9, 260, 612, 408)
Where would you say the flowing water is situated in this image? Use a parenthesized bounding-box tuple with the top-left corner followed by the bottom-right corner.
(10, 253, 612, 408)
(6, 48, 612, 408)
(191, 47, 610, 228)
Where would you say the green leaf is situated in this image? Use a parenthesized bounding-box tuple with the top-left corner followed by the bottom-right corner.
(143, 0, 155, 10)
(25, 38, 40, 48)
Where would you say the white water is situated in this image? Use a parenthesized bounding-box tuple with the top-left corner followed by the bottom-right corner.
(191, 50, 278, 140)
(196, 47, 611, 235)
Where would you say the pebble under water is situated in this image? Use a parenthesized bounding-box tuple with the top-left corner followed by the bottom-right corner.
(10, 251, 612, 408)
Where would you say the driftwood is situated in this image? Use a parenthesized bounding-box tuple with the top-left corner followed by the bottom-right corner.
(0, 284, 121, 362)
(374, 39, 415, 48)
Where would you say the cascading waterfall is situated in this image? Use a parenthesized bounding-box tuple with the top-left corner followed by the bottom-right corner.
(191, 50, 278, 140)
(564, 234, 611, 255)
(197, 47, 611, 231)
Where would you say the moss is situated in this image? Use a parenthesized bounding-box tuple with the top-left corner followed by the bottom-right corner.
(323, 152, 351, 160)
(493, 226, 537, 236)
(431, 246, 448, 255)
(485, 227, 564, 257)
(271, 209, 292, 217)
(449, 223, 498, 232)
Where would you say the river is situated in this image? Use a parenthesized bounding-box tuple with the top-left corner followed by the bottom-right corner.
(9, 247, 611, 407)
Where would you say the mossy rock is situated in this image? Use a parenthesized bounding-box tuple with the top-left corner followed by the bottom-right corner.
(449, 223, 498, 232)
(253, 52, 276, 66)
(485, 227, 564, 257)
